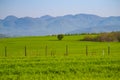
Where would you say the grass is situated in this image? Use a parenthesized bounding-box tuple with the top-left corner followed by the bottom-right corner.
(0, 35, 120, 80)
(0, 35, 120, 57)
(0, 56, 120, 80)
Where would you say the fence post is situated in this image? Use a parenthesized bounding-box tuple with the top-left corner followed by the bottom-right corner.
(102, 49, 105, 56)
(25, 46, 27, 56)
(45, 45, 48, 56)
(51, 50, 53, 56)
(108, 46, 110, 55)
(66, 45, 68, 56)
(86, 45, 88, 56)
(5, 46, 7, 57)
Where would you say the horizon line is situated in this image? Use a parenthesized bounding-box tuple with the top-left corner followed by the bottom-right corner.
(1, 13, 120, 20)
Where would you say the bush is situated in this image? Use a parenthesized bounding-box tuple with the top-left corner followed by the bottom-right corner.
(82, 35, 95, 41)
(57, 34, 64, 40)
(82, 32, 120, 42)
(113, 32, 120, 42)
(97, 33, 116, 42)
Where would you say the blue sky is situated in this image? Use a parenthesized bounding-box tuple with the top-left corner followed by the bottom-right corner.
(0, 0, 120, 19)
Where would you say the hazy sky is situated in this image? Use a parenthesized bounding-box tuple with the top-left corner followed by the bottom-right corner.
(0, 0, 120, 19)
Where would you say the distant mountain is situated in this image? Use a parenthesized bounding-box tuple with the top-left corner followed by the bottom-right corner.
(0, 14, 120, 36)
(69, 16, 120, 34)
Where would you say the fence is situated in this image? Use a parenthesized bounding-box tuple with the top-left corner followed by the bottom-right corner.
(0, 45, 120, 57)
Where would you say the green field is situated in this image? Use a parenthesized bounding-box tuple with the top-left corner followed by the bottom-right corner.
(0, 35, 120, 80)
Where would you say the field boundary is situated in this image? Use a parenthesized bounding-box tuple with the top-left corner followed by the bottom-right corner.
(0, 45, 117, 57)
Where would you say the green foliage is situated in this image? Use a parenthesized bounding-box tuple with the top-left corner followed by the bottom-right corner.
(57, 34, 64, 40)
(0, 56, 120, 80)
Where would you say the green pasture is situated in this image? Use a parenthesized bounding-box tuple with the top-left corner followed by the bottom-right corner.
(0, 35, 120, 80)
(0, 35, 120, 57)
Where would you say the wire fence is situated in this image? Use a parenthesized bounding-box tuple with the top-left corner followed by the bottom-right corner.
(0, 45, 120, 57)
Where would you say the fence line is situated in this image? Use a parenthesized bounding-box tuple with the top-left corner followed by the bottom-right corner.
(0, 45, 119, 57)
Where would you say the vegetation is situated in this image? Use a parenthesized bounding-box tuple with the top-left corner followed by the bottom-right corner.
(57, 34, 64, 40)
(82, 32, 120, 42)
(0, 34, 120, 80)
(0, 35, 120, 57)
(0, 34, 8, 38)
(0, 56, 119, 80)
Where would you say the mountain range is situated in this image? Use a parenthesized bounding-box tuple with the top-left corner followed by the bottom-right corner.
(0, 14, 120, 36)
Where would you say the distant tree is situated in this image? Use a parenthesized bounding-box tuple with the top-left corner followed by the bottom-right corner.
(57, 34, 64, 40)
(0, 34, 8, 38)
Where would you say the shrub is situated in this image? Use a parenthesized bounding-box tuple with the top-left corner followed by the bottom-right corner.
(82, 35, 95, 41)
(97, 33, 116, 42)
(57, 34, 64, 40)
(113, 32, 120, 42)
(82, 32, 120, 42)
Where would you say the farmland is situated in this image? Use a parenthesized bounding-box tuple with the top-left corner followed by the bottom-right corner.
(0, 35, 120, 80)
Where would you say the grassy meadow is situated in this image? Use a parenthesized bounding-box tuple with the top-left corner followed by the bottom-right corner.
(0, 35, 120, 57)
(0, 35, 120, 80)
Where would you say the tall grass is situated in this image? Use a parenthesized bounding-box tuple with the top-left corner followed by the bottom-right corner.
(0, 56, 120, 80)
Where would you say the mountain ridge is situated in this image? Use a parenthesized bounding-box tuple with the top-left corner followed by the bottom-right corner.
(0, 14, 120, 36)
